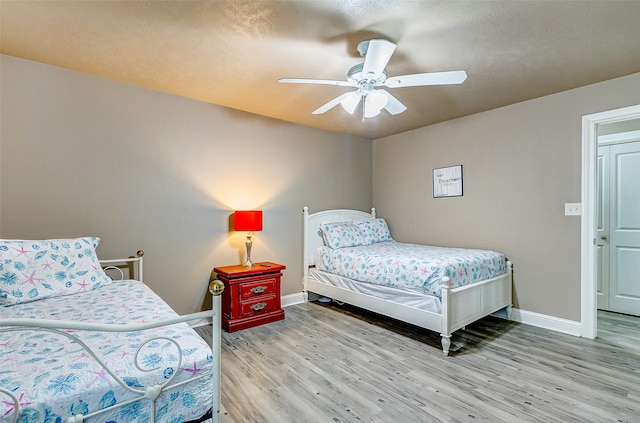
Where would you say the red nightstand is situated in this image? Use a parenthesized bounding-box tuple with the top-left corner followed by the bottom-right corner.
(214, 262, 285, 332)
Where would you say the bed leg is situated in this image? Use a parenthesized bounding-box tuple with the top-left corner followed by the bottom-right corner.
(440, 276, 452, 356)
(441, 334, 451, 356)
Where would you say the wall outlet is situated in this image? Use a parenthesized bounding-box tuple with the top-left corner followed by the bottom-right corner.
(565, 203, 582, 216)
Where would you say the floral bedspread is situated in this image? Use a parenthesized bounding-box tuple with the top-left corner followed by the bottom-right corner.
(0, 281, 213, 422)
(315, 241, 506, 298)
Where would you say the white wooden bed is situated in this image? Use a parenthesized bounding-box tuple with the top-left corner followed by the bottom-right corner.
(303, 207, 513, 355)
(0, 241, 223, 423)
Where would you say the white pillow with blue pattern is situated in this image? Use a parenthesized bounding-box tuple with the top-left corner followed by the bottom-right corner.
(319, 221, 365, 249)
(0, 237, 113, 306)
(320, 218, 393, 249)
(356, 218, 394, 245)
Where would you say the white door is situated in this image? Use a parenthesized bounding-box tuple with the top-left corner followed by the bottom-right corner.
(606, 141, 640, 315)
(596, 146, 610, 310)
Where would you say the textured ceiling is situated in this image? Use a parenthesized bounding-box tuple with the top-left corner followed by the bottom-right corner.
(2, 1, 640, 139)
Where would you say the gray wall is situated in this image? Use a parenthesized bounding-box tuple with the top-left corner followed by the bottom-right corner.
(3, 53, 639, 322)
(0, 55, 373, 315)
(373, 72, 640, 321)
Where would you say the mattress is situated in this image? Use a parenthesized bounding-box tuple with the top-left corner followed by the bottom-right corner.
(0, 280, 213, 422)
(308, 267, 442, 313)
(315, 241, 506, 298)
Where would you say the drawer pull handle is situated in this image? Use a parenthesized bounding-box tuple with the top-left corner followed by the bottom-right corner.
(250, 286, 268, 294)
(250, 302, 267, 311)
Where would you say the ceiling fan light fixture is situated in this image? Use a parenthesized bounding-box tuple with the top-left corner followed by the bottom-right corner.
(364, 90, 388, 118)
(340, 92, 361, 114)
(363, 106, 380, 118)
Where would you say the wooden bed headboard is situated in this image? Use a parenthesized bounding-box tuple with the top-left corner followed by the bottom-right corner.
(302, 206, 376, 270)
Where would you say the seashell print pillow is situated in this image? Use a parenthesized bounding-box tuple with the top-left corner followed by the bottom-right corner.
(0, 237, 113, 306)
(319, 221, 365, 249)
(356, 218, 394, 245)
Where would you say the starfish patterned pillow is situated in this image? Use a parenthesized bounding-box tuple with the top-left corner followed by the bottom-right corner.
(0, 237, 113, 306)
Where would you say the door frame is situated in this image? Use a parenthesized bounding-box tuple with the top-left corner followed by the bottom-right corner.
(581, 104, 640, 338)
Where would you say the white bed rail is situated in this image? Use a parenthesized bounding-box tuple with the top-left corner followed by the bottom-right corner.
(100, 250, 145, 282)
(0, 254, 224, 423)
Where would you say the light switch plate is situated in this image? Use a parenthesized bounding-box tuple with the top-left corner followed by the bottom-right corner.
(565, 203, 582, 216)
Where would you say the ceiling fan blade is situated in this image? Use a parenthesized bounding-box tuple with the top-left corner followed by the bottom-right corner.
(361, 39, 396, 80)
(378, 89, 407, 115)
(279, 77, 356, 87)
(312, 91, 359, 114)
(384, 70, 467, 88)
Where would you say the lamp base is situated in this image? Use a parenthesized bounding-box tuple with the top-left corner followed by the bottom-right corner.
(243, 233, 254, 267)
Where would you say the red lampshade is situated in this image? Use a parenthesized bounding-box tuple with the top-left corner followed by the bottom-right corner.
(234, 210, 263, 232)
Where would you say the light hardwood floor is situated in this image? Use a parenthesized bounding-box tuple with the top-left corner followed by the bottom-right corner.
(197, 303, 640, 423)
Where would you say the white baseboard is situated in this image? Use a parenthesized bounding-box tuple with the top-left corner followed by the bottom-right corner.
(282, 292, 305, 308)
(508, 307, 582, 337)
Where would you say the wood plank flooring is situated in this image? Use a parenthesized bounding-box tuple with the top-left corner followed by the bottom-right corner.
(197, 303, 640, 423)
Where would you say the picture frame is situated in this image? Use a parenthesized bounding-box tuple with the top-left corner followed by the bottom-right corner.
(433, 165, 463, 198)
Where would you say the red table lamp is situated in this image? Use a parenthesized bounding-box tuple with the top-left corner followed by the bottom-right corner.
(234, 210, 263, 267)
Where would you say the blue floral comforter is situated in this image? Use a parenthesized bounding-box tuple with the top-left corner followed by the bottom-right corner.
(315, 241, 506, 298)
(0, 281, 212, 422)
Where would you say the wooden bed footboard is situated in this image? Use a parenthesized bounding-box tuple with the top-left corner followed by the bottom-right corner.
(439, 261, 513, 354)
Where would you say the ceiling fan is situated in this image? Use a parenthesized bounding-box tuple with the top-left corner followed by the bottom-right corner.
(279, 39, 467, 119)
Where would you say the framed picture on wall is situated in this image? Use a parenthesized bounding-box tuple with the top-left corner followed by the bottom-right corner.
(433, 165, 463, 198)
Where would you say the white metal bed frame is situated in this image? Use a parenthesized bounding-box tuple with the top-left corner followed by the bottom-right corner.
(303, 207, 513, 355)
(0, 251, 224, 423)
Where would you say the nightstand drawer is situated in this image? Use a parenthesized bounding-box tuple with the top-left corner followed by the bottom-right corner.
(239, 278, 276, 300)
(240, 295, 277, 316)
